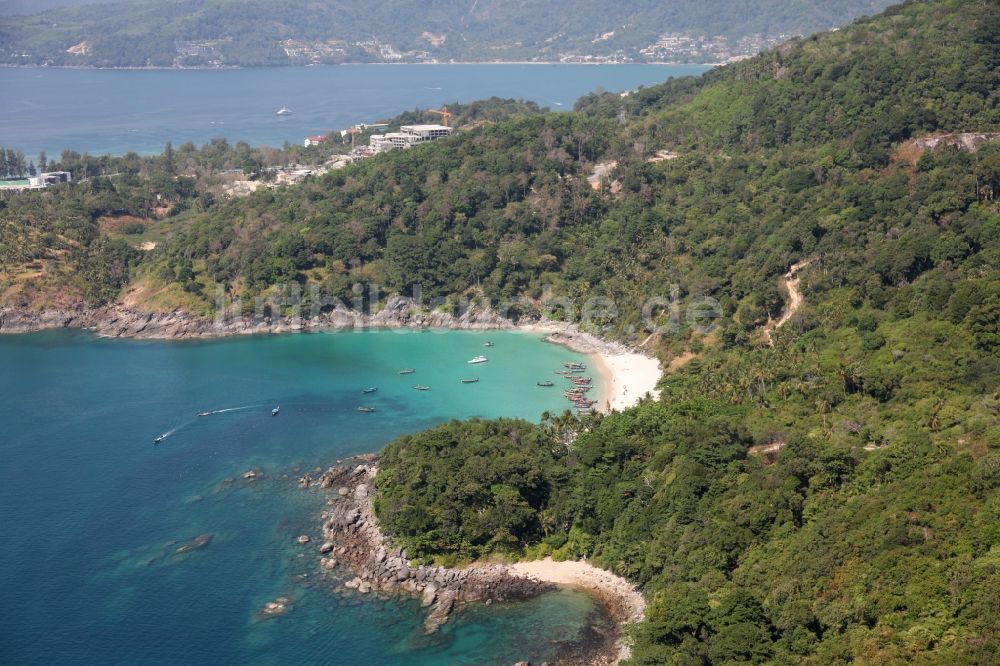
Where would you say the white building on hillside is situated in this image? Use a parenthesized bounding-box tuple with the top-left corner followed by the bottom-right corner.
(399, 124, 453, 141)
(369, 124, 453, 154)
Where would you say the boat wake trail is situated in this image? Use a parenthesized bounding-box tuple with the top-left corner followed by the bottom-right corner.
(156, 404, 271, 444)
(200, 404, 265, 416)
(153, 426, 180, 444)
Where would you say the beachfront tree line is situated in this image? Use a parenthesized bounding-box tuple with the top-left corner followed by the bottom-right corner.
(0, 147, 40, 179)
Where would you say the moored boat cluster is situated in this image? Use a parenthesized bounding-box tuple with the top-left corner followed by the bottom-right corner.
(556, 362, 597, 413)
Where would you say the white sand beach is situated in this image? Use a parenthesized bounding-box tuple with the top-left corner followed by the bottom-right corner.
(507, 557, 646, 663)
(523, 323, 662, 413)
(590, 351, 662, 413)
(507, 557, 645, 621)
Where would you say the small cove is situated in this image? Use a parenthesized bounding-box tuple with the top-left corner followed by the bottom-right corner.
(0, 329, 605, 665)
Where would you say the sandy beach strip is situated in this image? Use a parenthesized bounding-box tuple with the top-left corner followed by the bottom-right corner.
(507, 557, 646, 663)
(507, 557, 645, 621)
(589, 350, 661, 413)
(522, 323, 662, 413)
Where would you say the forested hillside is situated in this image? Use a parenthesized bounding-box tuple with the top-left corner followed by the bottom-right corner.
(0, 0, 895, 66)
(385, 0, 1000, 662)
(0, 0, 138, 17)
(2, 0, 999, 661)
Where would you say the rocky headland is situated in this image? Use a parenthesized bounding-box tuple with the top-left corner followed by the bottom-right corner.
(303, 459, 638, 665)
(0, 297, 515, 339)
(306, 461, 554, 633)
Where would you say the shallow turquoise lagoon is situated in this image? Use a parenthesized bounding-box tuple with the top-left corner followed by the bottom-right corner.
(0, 329, 606, 665)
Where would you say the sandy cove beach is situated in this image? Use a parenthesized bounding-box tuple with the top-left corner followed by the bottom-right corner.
(589, 351, 662, 413)
(523, 323, 662, 413)
(507, 557, 646, 663)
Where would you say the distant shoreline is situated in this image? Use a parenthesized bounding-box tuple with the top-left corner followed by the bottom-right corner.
(0, 61, 718, 71)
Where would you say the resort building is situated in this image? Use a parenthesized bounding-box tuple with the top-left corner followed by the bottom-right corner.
(304, 135, 328, 147)
(399, 124, 453, 140)
(0, 171, 72, 192)
(36, 171, 72, 186)
(368, 124, 453, 154)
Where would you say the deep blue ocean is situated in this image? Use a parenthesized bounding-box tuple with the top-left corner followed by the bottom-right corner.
(0, 329, 606, 665)
(0, 63, 711, 157)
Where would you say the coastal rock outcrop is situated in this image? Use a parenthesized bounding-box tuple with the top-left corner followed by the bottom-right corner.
(174, 534, 213, 555)
(311, 462, 554, 634)
(257, 596, 292, 620)
(0, 297, 513, 340)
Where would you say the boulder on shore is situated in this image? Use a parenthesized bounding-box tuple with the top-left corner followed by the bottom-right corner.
(420, 583, 438, 608)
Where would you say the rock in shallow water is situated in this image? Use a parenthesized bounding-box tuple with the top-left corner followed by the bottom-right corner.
(174, 534, 212, 555)
(420, 583, 438, 608)
(258, 596, 292, 620)
(423, 590, 457, 634)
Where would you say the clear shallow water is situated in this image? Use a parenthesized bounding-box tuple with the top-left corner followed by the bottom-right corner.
(0, 329, 606, 665)
(0, 63, 711, 157)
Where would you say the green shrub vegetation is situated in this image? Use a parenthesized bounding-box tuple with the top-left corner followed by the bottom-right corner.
(1, 0, 998, 661)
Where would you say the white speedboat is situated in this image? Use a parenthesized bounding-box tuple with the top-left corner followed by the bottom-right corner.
(276, 107, 292, 116)
(468, 355, 488, 364)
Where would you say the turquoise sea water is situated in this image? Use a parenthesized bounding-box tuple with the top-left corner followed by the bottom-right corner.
(0, 63, 711, 157)
(0, 329, 607, 665)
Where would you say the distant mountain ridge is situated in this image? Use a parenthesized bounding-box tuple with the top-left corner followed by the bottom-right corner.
(0, 0, 897, 67)
(0, 0, 142, 18)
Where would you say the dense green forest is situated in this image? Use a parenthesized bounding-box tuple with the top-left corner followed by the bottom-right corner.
(377, 0, 999, 662)
(2, 0, 999, 662)
(0, 0, 894, 66)
(0, 97, 543, 307)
